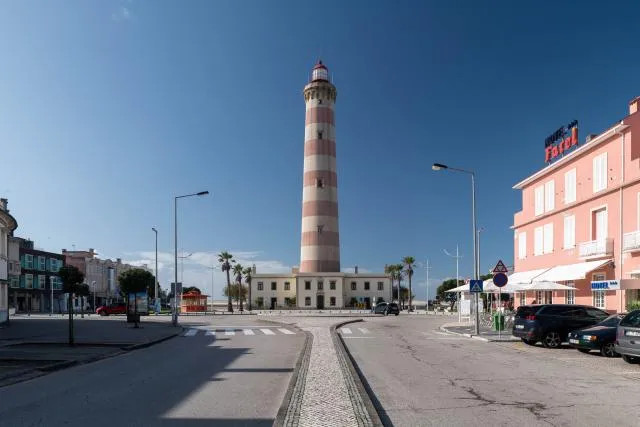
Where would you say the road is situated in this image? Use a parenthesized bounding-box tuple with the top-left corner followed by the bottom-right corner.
(342, 315, 640, 427)
(0, 316, 305, 427)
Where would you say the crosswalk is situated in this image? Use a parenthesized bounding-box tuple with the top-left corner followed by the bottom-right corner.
(181, 327, 297, 338)
(338, 327, 372, 337)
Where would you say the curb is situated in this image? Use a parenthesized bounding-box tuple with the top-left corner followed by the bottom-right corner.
(439, 325, 519, 343)
(274, 327, 313, 427)
(332, 319, 384, 427)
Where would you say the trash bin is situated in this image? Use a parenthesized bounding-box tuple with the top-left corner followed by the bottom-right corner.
(492, 312, 505, 331)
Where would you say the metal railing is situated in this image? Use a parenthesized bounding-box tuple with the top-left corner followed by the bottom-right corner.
(623, 231, 640, 252)
(579, 238, 614, 258)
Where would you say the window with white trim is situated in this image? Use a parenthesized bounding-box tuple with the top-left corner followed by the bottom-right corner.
(592, 153, 608, 193)
(544, 180, 555, 212)
(38, 275, 45, 289)
(377, 281, 384, 291)
(534, 186, 544, 216)
(518, 232, 527, 259)
(25, 254, 33, 269)
(564, 169, 576, 204)
(38, 256, 46, 271)
(534, 227, 543, 256)
(305, 297, 311, 306)
(592, 273, 606, 309)
(257, 282, 263, 291)
(519, 293, 526, 306)
(284, 282, 290, 291)
(566, 282, 575, 304)
(563, 215, 575, 249)
(543, 223, 553, 254)
(25, 274, 33, 289)
(535, 290, 543, 303)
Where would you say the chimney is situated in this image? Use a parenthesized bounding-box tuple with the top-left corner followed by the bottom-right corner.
(354, 265, 359, 274)
(0, 198, 7, 211)
(252, 264, 256, 275)
(629, 97, 640, 115)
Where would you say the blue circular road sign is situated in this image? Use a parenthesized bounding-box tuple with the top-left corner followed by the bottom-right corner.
(493, 273, 508, 288)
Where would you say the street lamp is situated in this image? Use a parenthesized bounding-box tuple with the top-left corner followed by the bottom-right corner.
(205, 264, 218, 313)
(174, 191, 209, 326)
(433, 162, 480, 335)
(152, 227, 158, 315)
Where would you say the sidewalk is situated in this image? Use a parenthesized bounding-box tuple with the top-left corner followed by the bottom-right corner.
(441, 322, 520, 342)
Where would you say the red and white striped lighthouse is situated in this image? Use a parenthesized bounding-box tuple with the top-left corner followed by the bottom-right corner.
(300, 60, 340, 273)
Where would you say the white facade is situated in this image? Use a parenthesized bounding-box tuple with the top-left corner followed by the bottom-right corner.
(250, 270, 390, 309)
(0, 199, 18, 324)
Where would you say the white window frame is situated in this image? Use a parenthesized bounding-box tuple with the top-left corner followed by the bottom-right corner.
(544, 180, 555, 212)
(590, 205, 608, 241)
(566, 282, 575, 304)
(38, 275, 45, 289)
(25, 274, 33, 289)
(563, 215, 575, 249)
(534, 226, 543, 256)
(518, 232, 527, 259)
(592, 273, 606, 309)
(543, 223, 554, 254)
(593, 153, 608, 193)
(38, 256, 46, 271)
(519, 292, 526, 306)
(534, 186, 544, 216)
(377, 281, 384, 291)
(257, 282, 263, 291)
(25, 254, 33, 269)
(564, 169, 576, 204)
(637, 192, 640, 231)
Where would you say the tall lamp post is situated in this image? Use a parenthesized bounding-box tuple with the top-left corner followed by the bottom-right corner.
(444, 246, 463, 323)
(174, 191, 209, 326)
(152, 227, 159, 315)
(433, 163, 480, 335)
(205, 264, 218, 313)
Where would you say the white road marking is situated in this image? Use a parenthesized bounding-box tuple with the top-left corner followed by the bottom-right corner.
(205, 330, 216, 336)
(243, 329, 255, 335)
(184, 329, 198, 337)
(260, 328, 275, 335)
(341, 328, 353, 334)
(225, 329, 235, 336)
(358, 328, 370, 334)
(342, 336, 374, 339)
(434, 331, 451, 336)
(278, 328, 295, 335)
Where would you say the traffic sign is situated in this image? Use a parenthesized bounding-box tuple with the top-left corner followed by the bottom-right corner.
(469, 280, 483, 293)
(493, 272, 508, 288)
(492, 260, 508, 274)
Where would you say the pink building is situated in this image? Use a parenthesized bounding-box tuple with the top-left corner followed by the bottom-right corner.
(512, 97, 640, 313)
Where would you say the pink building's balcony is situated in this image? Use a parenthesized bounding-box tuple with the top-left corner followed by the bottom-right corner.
(579, 238, 614, 259)
(623, 231, 640, 253)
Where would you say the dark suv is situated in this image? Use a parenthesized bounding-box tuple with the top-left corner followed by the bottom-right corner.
(512, 304, 609, 348)
(373, 302, 400, 316)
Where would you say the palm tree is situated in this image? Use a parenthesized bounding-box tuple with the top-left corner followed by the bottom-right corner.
(394, 263, 404, 307)
(403, 257, 416, 311)
(233, 263, 244, 311)
(385, 264, 395, 302)
(218, 251, 234, 313)
(243, 266, 253, 311)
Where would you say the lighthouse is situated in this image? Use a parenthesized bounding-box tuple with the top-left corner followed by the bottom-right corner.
(300, 60, 340, 273)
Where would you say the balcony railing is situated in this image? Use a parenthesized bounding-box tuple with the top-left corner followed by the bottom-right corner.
(623, 231, 640, 253)
(579, 238, 614, 259)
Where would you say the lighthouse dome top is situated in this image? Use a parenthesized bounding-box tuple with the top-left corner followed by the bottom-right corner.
(311, 60, 329, 82)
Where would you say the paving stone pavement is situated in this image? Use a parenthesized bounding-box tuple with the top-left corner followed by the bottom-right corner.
(272, 317, 373, 427)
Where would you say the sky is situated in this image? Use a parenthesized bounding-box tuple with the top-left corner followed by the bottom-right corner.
(1, 1, 639, 299)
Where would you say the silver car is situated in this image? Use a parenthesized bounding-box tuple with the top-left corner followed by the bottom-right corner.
(615, 309, 640, 364)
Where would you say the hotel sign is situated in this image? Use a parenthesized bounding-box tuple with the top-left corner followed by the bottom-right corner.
(545, 120, 579, 163)
(591, 280, 620, 290)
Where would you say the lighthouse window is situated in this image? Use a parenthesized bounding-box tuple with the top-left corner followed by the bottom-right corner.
(317, 130, 323, 139)
(316, 178, 324, 188)
(317, 225, 324, 234)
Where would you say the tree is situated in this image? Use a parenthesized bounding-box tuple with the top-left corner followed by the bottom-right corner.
(223, 284, 247, 303)
(233, 263, 244, 311)
(58, 265, 85, 346)
(243, 266, 253, 311)
(77, 283, 90, 318)
(218, 251, 234, 313)
(403, 256, 416, 311)
(119, 268, 155, 328)
(437, 278, 464, 300)
(393, 263, 404, 307)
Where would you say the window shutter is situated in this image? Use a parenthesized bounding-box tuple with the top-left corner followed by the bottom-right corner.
(534, 227, 543, 256)
(545, 181, 555, 212)
(543, 223, 554, 254)
(518, 232, 527, 259)
(535, 186, 544, 216)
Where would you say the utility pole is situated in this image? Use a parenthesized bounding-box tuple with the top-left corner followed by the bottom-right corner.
(444, 245, 463, 323)
(424, 259, 432, 312)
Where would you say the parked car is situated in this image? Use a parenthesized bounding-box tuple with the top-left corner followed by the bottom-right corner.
(568, 313, 625, 357)
(615, 309, 640, 364)
(512, 304, 609, 348)
(96, 303, 127, 316)
(372, 302, 400, 316)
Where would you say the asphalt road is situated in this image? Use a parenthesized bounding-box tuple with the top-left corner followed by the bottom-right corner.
(342, 315, 640, 427)
(0, 316, 305, 427)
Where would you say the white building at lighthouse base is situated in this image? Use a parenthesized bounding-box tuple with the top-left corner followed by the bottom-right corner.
(250, 269, 390, 310)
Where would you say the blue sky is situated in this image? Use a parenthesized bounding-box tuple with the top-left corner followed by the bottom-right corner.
(1, 1, 639, 299)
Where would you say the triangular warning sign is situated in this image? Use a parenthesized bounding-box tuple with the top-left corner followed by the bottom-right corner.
(470, 281, 482, 292)
(493, 260, 508, 273)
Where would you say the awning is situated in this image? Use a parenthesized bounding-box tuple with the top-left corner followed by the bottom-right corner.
(445, 284, 469, 293)
(511, 281, 577, 292)
(533, 259, 612, 282)
(506, 268, 551, 284)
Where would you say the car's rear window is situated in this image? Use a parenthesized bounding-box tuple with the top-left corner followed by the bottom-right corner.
(620, 310, 640, 328)
(515, 306, 539, 318)
(388, 303, 398, 309)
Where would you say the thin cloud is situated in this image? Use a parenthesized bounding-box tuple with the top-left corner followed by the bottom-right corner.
(112, 6, 132, 22)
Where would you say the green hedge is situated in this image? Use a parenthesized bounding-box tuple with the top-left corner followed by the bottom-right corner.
(626, 301, 640, 311)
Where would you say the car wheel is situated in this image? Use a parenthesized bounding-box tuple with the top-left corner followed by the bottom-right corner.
(395, 313, 399, 316)
(622, 354, 637, 364)
(600, 342, 616, 358)
(542, 331, 562, 348)
(577, 348, 591, 354)
(521, 338, 536, 346)
(384, 310, 388, 316)
(99, 311, 107, 316)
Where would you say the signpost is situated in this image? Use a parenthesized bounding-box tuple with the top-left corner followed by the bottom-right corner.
(492, 261, 509, 338)
(469, 280, 483, 293)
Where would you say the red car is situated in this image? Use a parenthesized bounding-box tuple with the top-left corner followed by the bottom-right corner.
(96, 303, 127, 316)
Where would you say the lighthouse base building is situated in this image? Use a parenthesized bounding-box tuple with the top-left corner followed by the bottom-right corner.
(250, 61, 390, 310)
